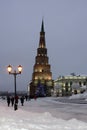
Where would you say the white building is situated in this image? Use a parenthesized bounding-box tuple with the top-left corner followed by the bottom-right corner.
(54, 74, 87, 96)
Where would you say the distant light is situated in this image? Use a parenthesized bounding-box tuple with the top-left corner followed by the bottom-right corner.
(18, 65, 22, 73)
(7, 65, 12, 73)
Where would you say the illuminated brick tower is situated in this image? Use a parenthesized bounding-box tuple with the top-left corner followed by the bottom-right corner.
(30, 20, 53, 98)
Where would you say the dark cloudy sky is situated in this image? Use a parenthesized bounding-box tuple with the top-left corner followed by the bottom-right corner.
(0, 0, 87, 92)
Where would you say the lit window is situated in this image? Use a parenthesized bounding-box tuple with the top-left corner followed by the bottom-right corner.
(48, 77, 51, 80)
(41, 44, 44, 48)
(68, 83, 70, 87)
(40, 77, 42, 79)
(39, 69, 42, 72)
(63, 87, 65, 90)
(35, 69, 37, 72)
(35, 77, 38, 79)
(63, 83, 65, 87)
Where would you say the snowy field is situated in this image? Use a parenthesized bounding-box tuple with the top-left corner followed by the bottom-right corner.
(1, 93, 87, 130)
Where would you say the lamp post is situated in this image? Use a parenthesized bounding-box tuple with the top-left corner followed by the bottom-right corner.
(7, 65, 22, 110)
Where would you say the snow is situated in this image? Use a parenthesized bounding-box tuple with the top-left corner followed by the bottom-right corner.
(69, 91, 87, 99)
(1, 95, 87, 130)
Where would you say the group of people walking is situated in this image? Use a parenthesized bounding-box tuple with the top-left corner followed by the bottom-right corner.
(7, 95, 25, 107)
(7, 96, 14, 107)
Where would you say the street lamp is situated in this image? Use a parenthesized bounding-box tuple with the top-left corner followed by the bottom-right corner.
(7, 65, 22, 110)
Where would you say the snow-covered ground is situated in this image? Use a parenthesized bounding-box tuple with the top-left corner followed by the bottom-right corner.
(1, 94, 87, 130)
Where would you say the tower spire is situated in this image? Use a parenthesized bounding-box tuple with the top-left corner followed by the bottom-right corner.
(39, 19, 45, 48)
(41, 19, 44, 32)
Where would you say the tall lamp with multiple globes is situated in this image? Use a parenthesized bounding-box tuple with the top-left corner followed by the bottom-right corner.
(7, 65, 22, 111)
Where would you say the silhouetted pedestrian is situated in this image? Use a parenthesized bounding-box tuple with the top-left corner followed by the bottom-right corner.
(15, 95, 19, 104)
(7, 96, 10, 107)
(11, 96, 14, 106)
(20, 96, 24, 106)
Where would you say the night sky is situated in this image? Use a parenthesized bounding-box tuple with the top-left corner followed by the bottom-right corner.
(0, 0, 87, 92)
